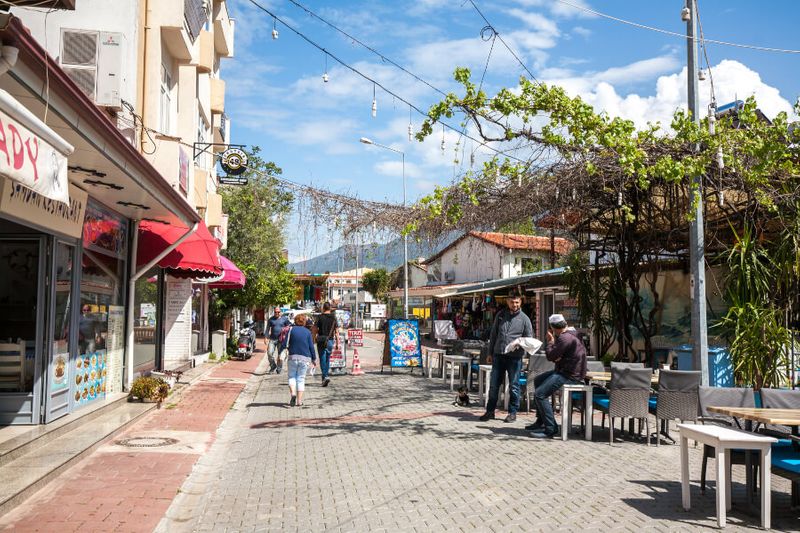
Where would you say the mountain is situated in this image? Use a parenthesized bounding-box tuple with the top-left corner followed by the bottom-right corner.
(289, 236, 451, 274)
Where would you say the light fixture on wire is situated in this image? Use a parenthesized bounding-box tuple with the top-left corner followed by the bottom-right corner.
(371, 84, 377, 118)
(681, 6, 690, 21)
(698, 69, 707, 81)
(322, 53, 329, 83)
(272, 18, 279, 40)
(440, 124, 445, 155)
(708, 103, 717, 135)
(408, 105, 413, 142)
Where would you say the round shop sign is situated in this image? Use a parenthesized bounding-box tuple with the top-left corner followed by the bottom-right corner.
(220, 148, 248, 176)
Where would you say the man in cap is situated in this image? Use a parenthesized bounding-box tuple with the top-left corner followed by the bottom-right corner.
(528, 313, 588, 438)
(479, 293, 533, 423)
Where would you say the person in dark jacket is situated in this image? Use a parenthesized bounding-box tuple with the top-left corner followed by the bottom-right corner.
(280, 314, 317, 407)
(266, 308, 290, 373)
(479, 294, 533, 423)
(528, 313, 587, 438)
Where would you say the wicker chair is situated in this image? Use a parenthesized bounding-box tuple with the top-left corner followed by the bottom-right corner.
(650, 370, 701, 446)
(698, 386, 756, 493)
(593, 366, 652, 445)
(760, 388, 800, 506)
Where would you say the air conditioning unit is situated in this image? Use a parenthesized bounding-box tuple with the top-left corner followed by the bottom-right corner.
(444, 270, 456, 282)
(61, 29, 122, 110)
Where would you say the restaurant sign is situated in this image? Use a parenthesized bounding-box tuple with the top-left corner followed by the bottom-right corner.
(0, 89, 74, 204)
(0, 177, 87, 238)
(387, 319, 422, 368)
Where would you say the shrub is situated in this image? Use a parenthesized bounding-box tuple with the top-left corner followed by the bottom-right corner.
(129, 376, 170, 404)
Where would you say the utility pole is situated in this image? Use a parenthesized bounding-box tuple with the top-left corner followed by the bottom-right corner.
(685, 0, 709, 385)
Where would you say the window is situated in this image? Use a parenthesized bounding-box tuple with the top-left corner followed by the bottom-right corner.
(160, 64, 172, 134)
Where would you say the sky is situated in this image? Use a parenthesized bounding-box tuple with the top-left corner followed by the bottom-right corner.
(223, 0, 800, 265)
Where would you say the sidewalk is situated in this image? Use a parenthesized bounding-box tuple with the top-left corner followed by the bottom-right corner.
(0, 343, 268, 533)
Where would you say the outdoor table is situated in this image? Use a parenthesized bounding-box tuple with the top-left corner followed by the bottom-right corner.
(677, 423, 776, 529)
(442, 355, 471, 391)
(477, 364, 492, 406)
(707, 406, 800, 505)
(560, 384, 593, 441)
(463, 348, 481, 390)
(425, 348, 446, 379)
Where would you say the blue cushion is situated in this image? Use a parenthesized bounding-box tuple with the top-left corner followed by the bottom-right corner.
(571, 391, 585, 401)
(518, 377, 527, 386)
(772, 445, 800, 474)
(593, 396, 610, 410)
(648, 396, 658, 410)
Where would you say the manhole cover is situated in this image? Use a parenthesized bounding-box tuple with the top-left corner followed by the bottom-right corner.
(115, 436, 179, 448)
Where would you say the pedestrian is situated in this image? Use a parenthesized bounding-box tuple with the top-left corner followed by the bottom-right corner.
(266, 308, 290, 373)
(479, 293, 533, 423)
(280, 314, 317, 407)
(528, 313, 588, 438)
(314, 302, 338, 387)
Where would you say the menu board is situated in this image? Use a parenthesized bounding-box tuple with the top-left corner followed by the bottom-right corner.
(106, 306, 124, 394)
(388, 319, 422, 367)
(329, 333, 346, 369)
(73, 349, 107, 406)
(348, 328, 363, 347)
(164, 277, 193, 368)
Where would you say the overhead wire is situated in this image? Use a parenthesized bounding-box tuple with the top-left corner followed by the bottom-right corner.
(694, 0, 716, 104)
(555, 0, 800, 54)
(245, 0, 528, 164)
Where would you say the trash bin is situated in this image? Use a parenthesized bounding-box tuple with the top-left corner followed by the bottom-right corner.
(674, 344, 733, 387)
(212, 330, 227, 359)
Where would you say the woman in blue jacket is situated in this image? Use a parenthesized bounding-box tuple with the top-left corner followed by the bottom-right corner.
(280, 314, 317, 406)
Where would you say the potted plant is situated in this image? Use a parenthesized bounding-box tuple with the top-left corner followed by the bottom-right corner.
(149, 369, 181, 388)
(128, 376, 170, 406)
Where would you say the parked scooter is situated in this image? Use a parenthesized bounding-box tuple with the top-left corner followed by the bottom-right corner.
(236, 321, 256, 359)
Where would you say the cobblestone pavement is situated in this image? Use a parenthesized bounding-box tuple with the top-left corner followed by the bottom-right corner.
(162, 337, 800, 532)
(0, 345, 267, 533)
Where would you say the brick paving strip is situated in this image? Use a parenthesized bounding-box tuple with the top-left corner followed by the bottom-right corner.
(0, 344, 268, 533)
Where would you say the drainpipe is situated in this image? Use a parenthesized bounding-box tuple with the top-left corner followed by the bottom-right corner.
(0, 43, 19, 77)
(126, 221, 198, 389)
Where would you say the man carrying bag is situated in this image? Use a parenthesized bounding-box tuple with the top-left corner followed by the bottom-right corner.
(314, 302, 338, 387)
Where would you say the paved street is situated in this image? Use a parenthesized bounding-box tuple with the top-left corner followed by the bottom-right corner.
(160, 337, 799, 532)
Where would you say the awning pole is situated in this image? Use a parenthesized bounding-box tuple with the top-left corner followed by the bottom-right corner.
(126, 221, 198, 389)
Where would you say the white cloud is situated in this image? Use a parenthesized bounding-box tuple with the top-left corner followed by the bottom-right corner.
(572, 26, 591, 38)
(513, 0, 597, 19)
(374, 160, 423, 179)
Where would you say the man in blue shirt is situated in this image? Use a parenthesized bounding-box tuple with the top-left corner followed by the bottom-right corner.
(266, 308, 290, 373)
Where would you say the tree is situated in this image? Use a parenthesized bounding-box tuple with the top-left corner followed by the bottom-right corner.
(211, 147, 295, 320)
(362, 268, 390, 303)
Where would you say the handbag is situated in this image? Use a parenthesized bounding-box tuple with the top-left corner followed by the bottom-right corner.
(278, 326, 292, 365)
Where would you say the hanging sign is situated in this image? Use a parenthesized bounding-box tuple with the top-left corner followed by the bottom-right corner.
(220, 147, 248, 176)
(0, 89, 74, 203)
(219, 175, 248, 185)
(0, 177, 87, 238)
(387, 319, 422, 367)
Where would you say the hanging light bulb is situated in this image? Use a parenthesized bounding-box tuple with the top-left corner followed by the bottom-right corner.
(517, 175, 522, 187)
(681, 6, 690, 21)
(470, 151, 475, 167)
(708, 106, 717, 135)
(272, 18, 279, 40)
(322, 53, 329, 83)
(495, 166, 500, 181)
(698, 69, 707, 81)
(571, 188, 577, 201)
(555, 187, 560, 200)
(440, 124, 445, 155)
(617, 191, 623, 206)
(718, 190, 725, 207)
(322, 73, 329, 83)
(371, 84, 377, 118)
(716, 146, 724, 169)
(407, 123, 413, 142)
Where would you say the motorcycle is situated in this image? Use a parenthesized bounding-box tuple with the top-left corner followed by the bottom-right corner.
(236, 320, 256, 359)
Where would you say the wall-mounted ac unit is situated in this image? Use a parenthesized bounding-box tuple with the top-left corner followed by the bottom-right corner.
(61, 29, 122, 110)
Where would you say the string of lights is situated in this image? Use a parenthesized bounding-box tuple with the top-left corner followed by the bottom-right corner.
(556, 0, 800, 54)
(245, 0, 528, 164)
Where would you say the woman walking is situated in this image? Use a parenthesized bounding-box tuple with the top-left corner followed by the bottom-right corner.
(280, 314, 317, 406)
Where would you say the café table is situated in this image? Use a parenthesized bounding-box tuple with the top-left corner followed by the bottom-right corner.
(425, 348, 446, 379)
(586, 371, 659, 384)
(707, 407, 800, 507)
(477, 364, 492, 406)
(442, 354, 471, 391)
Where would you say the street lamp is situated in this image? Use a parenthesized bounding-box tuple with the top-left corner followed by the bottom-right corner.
(359, 137, 409, 320)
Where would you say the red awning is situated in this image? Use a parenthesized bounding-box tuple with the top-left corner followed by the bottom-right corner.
(137, 220, 222, 279)
(208, 256, 246, 289)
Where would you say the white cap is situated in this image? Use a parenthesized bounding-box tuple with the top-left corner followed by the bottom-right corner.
(548, 313, 567, 326)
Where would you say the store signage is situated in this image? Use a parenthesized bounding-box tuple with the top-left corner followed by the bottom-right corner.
(0, 177, 87, 238)
(178, 147, 189, 193)
(220, 147, 248, 176)
(219, 175, 248, 185)
(348, 328, 363, 347)
(330, 333, 346, 369)
(0, 90, 73, 204)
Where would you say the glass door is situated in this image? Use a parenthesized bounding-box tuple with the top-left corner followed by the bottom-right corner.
(0, 237, 45, 425)
(44, 240, 78, 423)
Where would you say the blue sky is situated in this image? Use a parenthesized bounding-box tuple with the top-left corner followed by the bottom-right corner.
(223, 0, 799, 264)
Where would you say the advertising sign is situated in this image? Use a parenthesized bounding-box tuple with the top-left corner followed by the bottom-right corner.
(0, 178, 87, 238)
(329, 333, 346, 370)
(348, 328, 363, 347)
(370, 304, 386, 318)
(220, 147, 248, 175)
(219, 175, 248, 185)
(387, 319, 422, 367)
(73, 349, 107, 406)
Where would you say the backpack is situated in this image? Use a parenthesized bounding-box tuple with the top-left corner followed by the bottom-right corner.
(278, 325, 292, 345)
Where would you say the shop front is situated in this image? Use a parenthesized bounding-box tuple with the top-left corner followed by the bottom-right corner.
(0, 16, 201, 424)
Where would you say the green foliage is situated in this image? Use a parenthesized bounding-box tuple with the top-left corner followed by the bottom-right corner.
(362, 268, 390, 302)
(129, 376, 169, 403)
(213, 147, 296, 316)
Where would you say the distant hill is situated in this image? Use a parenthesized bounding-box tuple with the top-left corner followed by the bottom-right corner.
(289, 236, 452, 274)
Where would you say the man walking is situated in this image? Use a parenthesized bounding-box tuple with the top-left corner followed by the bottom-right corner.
(266, 308, 290, 373)
(314, 302, 338, 387)
(528, 313, 587, 438)
(479, 293, 533, 423)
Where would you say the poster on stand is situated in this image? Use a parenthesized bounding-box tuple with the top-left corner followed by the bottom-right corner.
(329, 333, 346, 373)
(387, 319, 422, 367)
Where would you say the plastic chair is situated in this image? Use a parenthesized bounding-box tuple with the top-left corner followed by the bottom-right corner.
(594, 366, 652, 445)
(697, 386, 756, 493)
(650, 370, 701, 446)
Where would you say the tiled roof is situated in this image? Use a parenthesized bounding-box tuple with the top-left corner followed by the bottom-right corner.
(469, 231, 573, 256)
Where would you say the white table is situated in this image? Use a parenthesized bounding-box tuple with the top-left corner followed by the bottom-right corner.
(676, 423, 776, 529)
(425, 348, 445, 379)
(477, 364, 492, 406)
(442, 355, 471, 391)
(560, 384, 593, 441)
